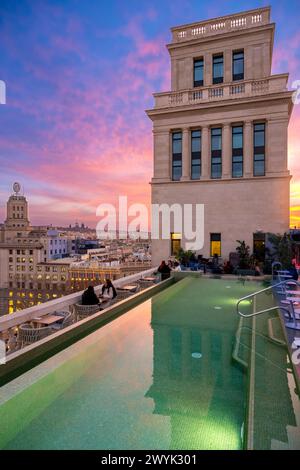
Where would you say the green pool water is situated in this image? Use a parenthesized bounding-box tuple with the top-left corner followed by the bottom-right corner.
(0, 277, 265, 450)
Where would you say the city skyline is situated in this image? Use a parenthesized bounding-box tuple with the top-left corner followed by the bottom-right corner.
(0, 0, 300, 228)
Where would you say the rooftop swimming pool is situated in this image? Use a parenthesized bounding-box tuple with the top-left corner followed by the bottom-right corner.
(0, 277, 299, 450)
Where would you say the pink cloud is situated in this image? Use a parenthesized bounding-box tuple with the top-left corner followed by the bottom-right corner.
(2, 5, 299, 230)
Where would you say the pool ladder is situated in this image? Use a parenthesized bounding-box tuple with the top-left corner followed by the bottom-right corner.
(271, 261, 282, 280)
(236, 278, 299, 450)
(236, 279, 298, 319)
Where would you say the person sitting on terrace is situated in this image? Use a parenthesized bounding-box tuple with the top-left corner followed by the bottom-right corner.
(288, 264, 299, 281)
(212, 254, 219, 266)
(223, 260, 233, 274)
(173, 261, 182, 272)
(158, 260, 171, 280)
(254, 263, 261, 277)
(100, 279, 117, 302)
(167, 259, 174, 269)
(82, 285, 100, 305)
(190, 253, 196, 263)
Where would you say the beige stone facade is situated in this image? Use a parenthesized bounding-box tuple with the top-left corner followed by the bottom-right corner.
(146, 7, 293, 266)
(0, 189, 69, 314)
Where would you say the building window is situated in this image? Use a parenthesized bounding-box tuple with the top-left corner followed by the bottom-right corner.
(191, 130, 201, 179)
(194, 58, 204, 87)
(211, 128, 222, 179)
(232, 126, 243, 178)
(171, 233, 182, 256)
(210, 233, 221, 257)
(233, 50, 244, 81)
(213, 54, 223, 84)
(253, 232, 266, 262)
(172, 132, 182, 181)
(253, 123, 265, 176)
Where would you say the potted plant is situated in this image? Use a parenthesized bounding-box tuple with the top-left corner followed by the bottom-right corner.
(236, 240, 251, 269)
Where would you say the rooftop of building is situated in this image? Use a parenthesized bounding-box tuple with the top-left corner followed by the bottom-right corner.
(169, 6, 272, 45)
(37, 257, 75, 266)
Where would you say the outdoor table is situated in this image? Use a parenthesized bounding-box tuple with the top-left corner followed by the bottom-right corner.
(118, 285, 138, 292)
(32, 314, 64, 326)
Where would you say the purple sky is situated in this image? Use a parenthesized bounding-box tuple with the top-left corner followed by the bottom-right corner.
(0, 0, 299, 227)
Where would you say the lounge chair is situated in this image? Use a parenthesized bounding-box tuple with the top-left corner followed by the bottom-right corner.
(18, 323, 52, 348)
(51, 311, 74, 331)
(74, 303, 100, 321)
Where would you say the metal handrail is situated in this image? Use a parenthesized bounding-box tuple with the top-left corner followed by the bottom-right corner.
(271, 261, 282, 280)
(237, 279, 299, 318)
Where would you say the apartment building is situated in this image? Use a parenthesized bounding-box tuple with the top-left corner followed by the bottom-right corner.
(40, 229, 70, 260)
(0, 185, 72, 314)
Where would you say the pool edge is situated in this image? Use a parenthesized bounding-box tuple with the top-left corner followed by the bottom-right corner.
(0, 278, 174, 386)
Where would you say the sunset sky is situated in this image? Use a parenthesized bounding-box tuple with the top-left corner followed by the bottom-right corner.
(0, 0, 299, 228)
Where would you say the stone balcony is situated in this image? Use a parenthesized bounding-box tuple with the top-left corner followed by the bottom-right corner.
(152, 74, 289, 110)
(170, 7, 270, 44)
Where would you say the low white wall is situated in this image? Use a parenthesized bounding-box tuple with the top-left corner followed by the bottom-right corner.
(0, 267, 157, 331)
